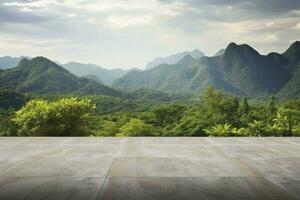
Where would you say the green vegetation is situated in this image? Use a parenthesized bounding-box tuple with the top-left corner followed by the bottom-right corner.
(1, 86, 299, 137)
(0, 43, 299, 137)
(13, 98, 95, 136)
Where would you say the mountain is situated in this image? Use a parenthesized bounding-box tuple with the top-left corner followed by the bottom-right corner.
(276, 41, 300, 98)
(0, 57, 129, 86)
(114, 55, 241, 95)
(215, 49, 225, 56)
(63, 62, 129, 85)
(145, 49, 205, 69)
(0, 56, 29, 69)
(0, 57, 121, 96)
(84, 74, 103, 84)
(113, 41, 300, 99)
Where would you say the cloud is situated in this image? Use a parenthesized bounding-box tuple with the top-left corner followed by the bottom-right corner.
(0, 0, 299, 68)
(0, 3, 51, 24)
(159, 0, 300, 17)
(291, 22, 300, 30)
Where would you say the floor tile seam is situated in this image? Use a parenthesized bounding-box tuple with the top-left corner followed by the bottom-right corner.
(96, 158, 117, 200)
(0, 176, 108, 179)
(0, 176, 105, 179)
(103, 176, 272, 179)
(112, 157, 245, 160)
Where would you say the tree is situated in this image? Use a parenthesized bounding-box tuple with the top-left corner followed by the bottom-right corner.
(202, 86, 239, 126)
(266, 95, 277, 123)
(13, 97, 96, 136)
(204, 123, 242, 137)
(151, 104, 185, 127)
(94, 120, 119, 136)
(119, 118, 157, 136)
(0, 108, 17, 136)
(273, 108, 300, 136)
(239, 97, 249, 116)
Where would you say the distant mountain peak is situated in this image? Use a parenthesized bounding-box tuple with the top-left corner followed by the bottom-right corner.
(17, 57, 30, 67)
(0, 56, 29, 70)
(145, 49, 205, 69)
(63, 62, 129, 85)
(284, 41, 300, 56)
(215, 49, 225, 56)
(224, 42, 260, 58)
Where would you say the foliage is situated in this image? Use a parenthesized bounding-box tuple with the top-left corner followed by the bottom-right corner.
(272, 108, 300, 136)
(0, 108, 17, 136)
(119, 118, 157, 136)
(0, 88, 27, 109)
(13, 97, 96, 136)
(1, 86, 299, 137)
(93, 120, 119, 136)
(204, 124, 244, 137)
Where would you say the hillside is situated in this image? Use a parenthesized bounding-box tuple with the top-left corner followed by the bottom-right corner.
(63, 62, 129, 85)
(0, 57, 121, 96)
(113, 41, 300, 99)
(145, 49, 205, 69)
(0, 88, 27, 109)
(0, 56, 29, 69)
(0, 57, 129, 86)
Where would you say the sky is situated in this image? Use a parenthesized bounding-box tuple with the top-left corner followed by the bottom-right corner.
(0, 0, 300, 69)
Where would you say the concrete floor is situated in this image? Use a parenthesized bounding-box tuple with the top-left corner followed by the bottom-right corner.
(0, 137, 300, 200)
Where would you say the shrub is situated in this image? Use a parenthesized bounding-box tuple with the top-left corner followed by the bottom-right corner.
(204, 123, 243, 136)
(119, 118, 157, 136)
(13, 97, 95, 136)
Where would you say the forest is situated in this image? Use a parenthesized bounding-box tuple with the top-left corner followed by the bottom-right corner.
(1, 86, 300, 137)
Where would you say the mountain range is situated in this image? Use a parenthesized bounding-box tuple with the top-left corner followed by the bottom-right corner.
(145, 49, 205, 69)
(0, 57, 129, 86)
(113, 41, 300, 99)
(1, 42, 299, 99)
(62, 62, 129, 85)
(0, 57, 120, 96)
(0, 56, 29, 69)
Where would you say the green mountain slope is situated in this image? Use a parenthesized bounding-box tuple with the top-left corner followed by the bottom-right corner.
(0, 57, 120, 96)
(113, 41, 300, 99)
(113, 55, 241, 94)
(0, 88, 27, 109)
(220, 42, 290, 96)
(145, 49, 205, 69)
(277, 42, 300, 98)
(63, 62, 129, 85)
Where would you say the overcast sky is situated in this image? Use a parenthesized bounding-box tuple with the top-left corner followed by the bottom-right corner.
(0, 0, 300, 69)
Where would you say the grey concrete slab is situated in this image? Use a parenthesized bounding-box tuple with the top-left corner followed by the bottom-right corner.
(240, 157, 300, 178)
(0, 177, 104, 200)
(109, 158, 259, 178)
(266, 177, 300, 200)
(1, 157, 114, 178)
(100, 177, 296, 200)
(119, 144, 228, 158)
(218, 144, 300, 158)
(0, 137, 300, 200)
(126, 137, 212, 145)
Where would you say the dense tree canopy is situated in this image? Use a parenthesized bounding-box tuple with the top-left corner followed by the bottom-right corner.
(13, 97, 96, 136)
(0, 86, 299, 137)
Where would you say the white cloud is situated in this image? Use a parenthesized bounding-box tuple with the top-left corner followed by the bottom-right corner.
(105, 15, 153, 29)
(0, 0, 299, 68)
(291, 22, 300, 30)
